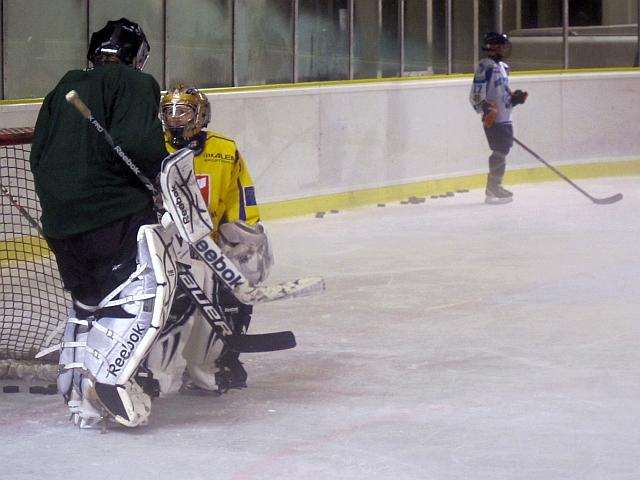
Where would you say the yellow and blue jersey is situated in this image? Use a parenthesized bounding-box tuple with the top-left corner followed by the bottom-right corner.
(165, 131, 260, 232)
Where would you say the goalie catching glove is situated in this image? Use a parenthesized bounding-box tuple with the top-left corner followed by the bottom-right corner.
(218, 221, 273, 286)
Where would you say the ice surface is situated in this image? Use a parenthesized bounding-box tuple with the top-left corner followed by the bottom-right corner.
(1, 177, 639, 480)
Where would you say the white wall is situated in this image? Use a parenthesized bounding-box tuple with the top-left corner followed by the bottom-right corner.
(2, 71, 639, 203)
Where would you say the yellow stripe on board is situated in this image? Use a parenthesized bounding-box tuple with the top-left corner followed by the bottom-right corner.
(260, 159, 640, 221)
(1, 160, 637, 259)
(0, 236, 51, 266)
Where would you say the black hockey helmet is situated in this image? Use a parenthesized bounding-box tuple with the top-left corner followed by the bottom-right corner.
(87, 18, 150, 70)
(482, 32, 511, 58)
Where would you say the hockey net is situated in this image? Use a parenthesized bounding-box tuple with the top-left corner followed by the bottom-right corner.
(0, 127, 67, 381)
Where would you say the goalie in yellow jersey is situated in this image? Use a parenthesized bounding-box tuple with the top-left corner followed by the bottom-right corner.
(146, 84, 273, 394)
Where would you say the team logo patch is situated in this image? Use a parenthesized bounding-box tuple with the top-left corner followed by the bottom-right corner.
(244, 186, 257, 206)
(197, 174, 210, 205)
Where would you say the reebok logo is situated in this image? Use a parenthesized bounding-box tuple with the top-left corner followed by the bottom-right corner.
(194, 238, 245, 289)
(107, 323, 146, 377)
(171, 184, 191, 225)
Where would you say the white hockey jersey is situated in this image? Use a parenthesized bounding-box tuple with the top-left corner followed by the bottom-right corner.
(469, 57, 513, 125)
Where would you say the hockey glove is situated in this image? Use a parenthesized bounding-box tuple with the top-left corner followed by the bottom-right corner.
(481, 101, 497, 128)
(511, 89, 528, 106)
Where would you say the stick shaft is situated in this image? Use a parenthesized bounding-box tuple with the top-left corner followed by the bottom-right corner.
(65, 90, 158, 196)
(513, 137, 622, 204)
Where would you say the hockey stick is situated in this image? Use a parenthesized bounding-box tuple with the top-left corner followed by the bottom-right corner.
(176, 262, 295, 352)
(0, 180, 45, 236)
(65, 90, 324, 304)
(513, 137, 623, 205)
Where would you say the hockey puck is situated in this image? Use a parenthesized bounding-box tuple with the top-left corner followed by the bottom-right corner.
(314, 212, 325, 218)
(430, 195, 439, 199)
(329, 209, 339, 214)
(46, 384, 58, 395)
(377, 203, 386, 207)
(3, 385, 19, 393)
(29, 386, 47, 394)
(445, 192, 455, 197)
(456, 189, 469, 193)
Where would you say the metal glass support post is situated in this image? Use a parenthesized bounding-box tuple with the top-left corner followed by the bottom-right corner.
(562, 0, 569, 69)
(495, 0, 503, 32)
(399, 0, 405, 76)
(232, 0, 238, 86)
(473, 0, 479, 68)
(446, 0, 452, 74)
(348, 0, 354, 80)
(636, 0, 640, 67)
(293, 0, 299, 83)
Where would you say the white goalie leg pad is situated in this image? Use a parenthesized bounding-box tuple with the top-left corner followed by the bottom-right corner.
(183, 312, 225, 391)
(160, 148, 214, 243)
(145, 260, 206, 394)
(82, 224, 177, 427)
(181, 269, 225, 391)
(218, 221, 274, 285)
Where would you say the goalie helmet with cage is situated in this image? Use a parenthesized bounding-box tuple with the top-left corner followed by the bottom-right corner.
(482, 31, 512, 59)
(161, 85, 211, 148)
(87, 17, 150, 70)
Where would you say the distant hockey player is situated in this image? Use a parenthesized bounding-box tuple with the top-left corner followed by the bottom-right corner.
(470, 32, 528, 204)
(146, 85, 273, 394)
(30, 18, 171, 428)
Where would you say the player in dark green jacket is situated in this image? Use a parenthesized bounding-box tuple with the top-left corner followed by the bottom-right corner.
(30, 18, 170, 428)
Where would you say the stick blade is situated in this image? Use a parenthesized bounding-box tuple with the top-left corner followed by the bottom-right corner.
(227, 331, 296, 353)
(592, 193, 623, 205)
(238, 276, 325, 304)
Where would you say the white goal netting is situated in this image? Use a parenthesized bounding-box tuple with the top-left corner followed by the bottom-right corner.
(0, 127, 68, 378)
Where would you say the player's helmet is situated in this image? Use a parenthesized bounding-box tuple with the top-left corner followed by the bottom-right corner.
(482, 32, 512, 59)
(88, 18, 150, 70)
(161, 85, 211, 145)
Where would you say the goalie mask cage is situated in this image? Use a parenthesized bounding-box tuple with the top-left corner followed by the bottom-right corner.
(0, 127, 68, 380)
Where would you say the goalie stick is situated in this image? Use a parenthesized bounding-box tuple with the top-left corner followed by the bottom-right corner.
(513, 137, 623, 205)
(0, 181, 45, 236)
(65, 89, 324, 304)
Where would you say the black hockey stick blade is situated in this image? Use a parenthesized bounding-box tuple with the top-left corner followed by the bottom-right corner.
(591, 192, 623, 205)
(513, 137, 624, 206)
(227, 331, 296, 353)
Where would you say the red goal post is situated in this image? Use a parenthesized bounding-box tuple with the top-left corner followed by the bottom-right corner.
(0, 126, 67, 380)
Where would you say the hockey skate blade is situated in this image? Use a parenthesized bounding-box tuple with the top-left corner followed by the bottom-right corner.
(484, 196, 513, 205)
(237, 276, 325, 304)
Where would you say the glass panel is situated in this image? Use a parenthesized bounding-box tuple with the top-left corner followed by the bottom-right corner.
(165, 0, 232, 89)
(235, 0, 293, 86)
(89, 0, 165, 87)
(568, 0, 638, 68)
(380, 0, 400, 77)
(404, 0, 431, 76)
(297, 0, 349, 82)
(4, 0, 87, 99)
(508, 0, 564, 70)
(430, 0, 448, 74)
(451, 0, 474, 73)
(353, 0, 403, 79)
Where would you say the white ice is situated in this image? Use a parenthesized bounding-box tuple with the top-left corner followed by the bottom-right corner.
(1, 177, 639, 480)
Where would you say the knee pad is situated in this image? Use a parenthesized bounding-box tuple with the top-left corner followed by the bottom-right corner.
(81, 224, 178, 426)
